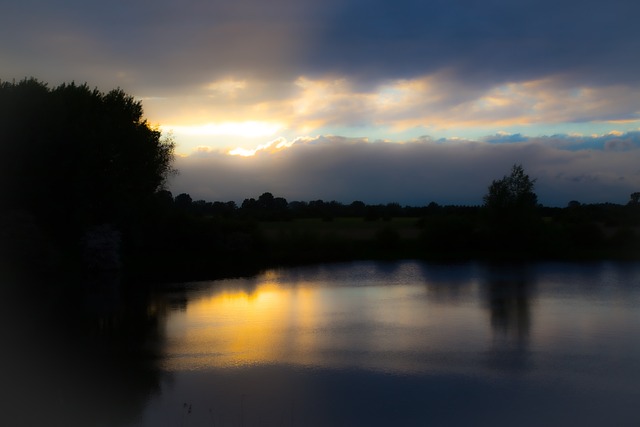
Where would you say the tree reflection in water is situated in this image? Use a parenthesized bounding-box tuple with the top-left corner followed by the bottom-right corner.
(482, 264, 534, 371)
(107, 261, 640, 427)
(0, 273, 166, 427)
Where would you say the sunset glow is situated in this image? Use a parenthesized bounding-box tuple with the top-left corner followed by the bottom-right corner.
(161, 270, 490, 374)
(4, 0, 640, 205)
(163, 282, 321, 370)
(164, 121, 283, 138)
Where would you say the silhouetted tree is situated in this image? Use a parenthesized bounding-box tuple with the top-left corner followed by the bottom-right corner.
(483, 164, 537, 214)
(174, 193, 193, 211)
(241, 197, 257, 211)
(256, 192, 289, 220)
(628, 192, 640, 206)
(257, 192, 275, 208)
(482, 164, 540, 255)
(567, 200, 581, 209)
(1, 79, 174, 220)
(0, 78, 175, 270)
(384, 202, 402, 220)
(426, 202, 441, 213)
(155, 190, 175, 207)
(238, 193, 289, 220)
(349, 201, 366, 217)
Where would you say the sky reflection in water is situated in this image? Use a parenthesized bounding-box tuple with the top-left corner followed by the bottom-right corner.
(162, 262, 490, 374)
(135, 261, 640, 427)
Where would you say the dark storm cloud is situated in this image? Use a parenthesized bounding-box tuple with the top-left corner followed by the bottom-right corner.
(309, 0, 640, 87)
(4, 0, 639, 95)
(1, 0, 323, 93)
(4, 0, 639, 209)
(170, 133, 640, 207)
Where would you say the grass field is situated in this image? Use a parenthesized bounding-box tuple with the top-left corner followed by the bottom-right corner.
(254, 217, 426, 264)
(259, 217, 423, 241)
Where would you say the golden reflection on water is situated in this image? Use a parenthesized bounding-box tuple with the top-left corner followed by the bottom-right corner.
(157, 261, 640, 385)
(163, 282, 326, 370)
(161, 270, 489, 373)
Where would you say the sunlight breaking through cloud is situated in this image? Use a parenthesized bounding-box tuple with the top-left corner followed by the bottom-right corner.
(170, 132, 640, 207)
(148, 72, 640, 155)
(163, 121, 283, 138)
(229, 136, 303, 156)
(218, 75, 640, 141)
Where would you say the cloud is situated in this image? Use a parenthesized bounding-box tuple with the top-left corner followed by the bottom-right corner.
(151, 73, 640, 152)
(496, 131, 640, 151)
(169, 133, 640, 207)
(4, 0, 639, 212)
(165, 121, 283, 138)
(309, 0, 640, 87)
(228, 136, 297, 156)
(4, 0, 640, 153)
(206, 78, 248, 99)
(5, 0, 640, 97)
(258, 75, 640, 135)
(1, 0, 322, 93)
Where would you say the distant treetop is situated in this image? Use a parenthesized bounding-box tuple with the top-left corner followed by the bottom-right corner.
(483, 164, 538, 214)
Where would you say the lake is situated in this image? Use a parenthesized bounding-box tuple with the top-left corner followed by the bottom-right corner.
(3, 260, 640, 426)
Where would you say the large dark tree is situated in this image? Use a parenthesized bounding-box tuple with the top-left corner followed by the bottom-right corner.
(0, 79, 175, 269)
(0, 79, 174, 222)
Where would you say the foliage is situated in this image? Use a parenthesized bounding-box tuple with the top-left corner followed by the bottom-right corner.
(483, 164, 537, 214)
(481, 164, 540, 255)
(0, 78, 175, 273)
(0, 78, 175, 229)
(241, 192, 290, 220)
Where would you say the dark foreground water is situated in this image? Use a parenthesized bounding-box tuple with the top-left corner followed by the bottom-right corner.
(2, 261, 640, 426)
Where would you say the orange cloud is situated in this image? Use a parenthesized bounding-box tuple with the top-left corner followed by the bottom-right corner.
(147, 73, 640, 153)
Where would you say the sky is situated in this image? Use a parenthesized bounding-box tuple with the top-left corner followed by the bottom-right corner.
(3, 0, 640, 206)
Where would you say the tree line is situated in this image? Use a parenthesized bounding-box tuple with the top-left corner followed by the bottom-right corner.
(166, 190, 457, 221)
(1, 80, 638, 282)
(156, 165, 639, 268)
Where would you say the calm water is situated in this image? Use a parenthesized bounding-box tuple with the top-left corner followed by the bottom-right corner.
(3, 261, 640, 426)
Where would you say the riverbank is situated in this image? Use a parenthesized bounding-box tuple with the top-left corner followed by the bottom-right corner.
(123, 214, 639, 283)
(3, 205, 638, 285)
